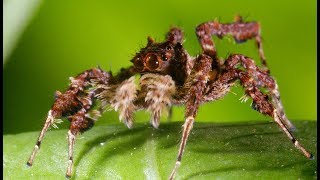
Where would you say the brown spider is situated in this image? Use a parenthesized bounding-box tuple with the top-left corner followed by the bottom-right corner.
(27, 15, 313, 179)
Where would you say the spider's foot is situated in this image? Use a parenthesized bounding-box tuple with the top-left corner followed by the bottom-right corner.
(309, 154, 314, 160)
(26, 162, 32, 167)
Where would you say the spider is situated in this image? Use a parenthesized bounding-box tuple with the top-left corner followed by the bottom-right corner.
(27, 15, 313, 179)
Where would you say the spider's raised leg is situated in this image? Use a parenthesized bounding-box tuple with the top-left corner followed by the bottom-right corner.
(196, 16, 268, 73)
(205, 54, 313, 159)
(169, 54, 212, 179)
(166, 27, 184, 44)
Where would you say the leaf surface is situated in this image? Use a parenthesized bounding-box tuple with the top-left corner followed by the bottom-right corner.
(3, 121, 317, 179)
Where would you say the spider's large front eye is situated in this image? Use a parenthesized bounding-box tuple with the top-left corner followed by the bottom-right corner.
(146, 54, 159, 70)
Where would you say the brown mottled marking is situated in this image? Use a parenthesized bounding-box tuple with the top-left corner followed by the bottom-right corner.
(196, 15, 268, 72)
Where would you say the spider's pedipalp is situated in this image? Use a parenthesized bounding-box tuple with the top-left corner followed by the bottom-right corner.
(140, 74, 176, 128)
(109, 76, 137, 128)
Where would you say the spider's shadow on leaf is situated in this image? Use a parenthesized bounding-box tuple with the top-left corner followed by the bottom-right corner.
(184, 159, 312, 180)
(71, 121, 316, 179)
(72, 125, 149, 179)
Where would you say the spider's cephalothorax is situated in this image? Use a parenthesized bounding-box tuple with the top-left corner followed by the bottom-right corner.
(131, 28, 191, 86)
(27, 16, 313, 179)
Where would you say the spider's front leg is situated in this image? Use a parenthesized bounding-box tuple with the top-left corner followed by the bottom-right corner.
(169, 54, 212, 179)
(196, 15, 268, 73)
(27, 67, 111, 178)
(212, 54, 313, 159)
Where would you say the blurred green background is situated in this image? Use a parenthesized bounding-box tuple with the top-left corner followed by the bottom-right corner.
(3, 0, 316, 134)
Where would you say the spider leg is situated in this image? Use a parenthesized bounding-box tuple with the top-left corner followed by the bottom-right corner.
(238, 71, 312, 159)
(27, 110, 55, 166)
(269, 83, 296, 131)
(225, 54, 295, 130)
(66, 108, 95, 178)
(27, 68, 111, 177)
(169, 54, 212, 179)
(203, 70, 237, 102)
(66, 130, 76, 178)
(196, 15, 268, 73)
(203, 55, 295, 130)
(222, 54, 312, 159)
(166, 27, 184, 44)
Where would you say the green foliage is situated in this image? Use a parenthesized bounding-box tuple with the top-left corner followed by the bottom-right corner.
(4, 121, 316, 179)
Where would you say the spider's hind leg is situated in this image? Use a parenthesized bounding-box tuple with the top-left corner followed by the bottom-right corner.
(225, 54, 312, 159)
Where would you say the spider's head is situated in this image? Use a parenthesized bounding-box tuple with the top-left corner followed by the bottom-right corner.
(131, 36, 183, 74)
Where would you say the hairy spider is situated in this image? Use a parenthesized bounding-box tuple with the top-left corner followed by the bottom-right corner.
(27, 15, 313, 179)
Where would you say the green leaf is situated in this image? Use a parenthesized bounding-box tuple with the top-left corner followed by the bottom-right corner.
(3, 120, 317, 179)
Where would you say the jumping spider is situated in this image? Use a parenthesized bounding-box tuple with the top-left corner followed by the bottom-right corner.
(27, 16, 313, 179)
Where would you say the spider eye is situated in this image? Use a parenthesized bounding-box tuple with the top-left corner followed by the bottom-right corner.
(166, 45, 172, 51)
(146, 54, 159, 70)
(133, 57, 144, 71)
